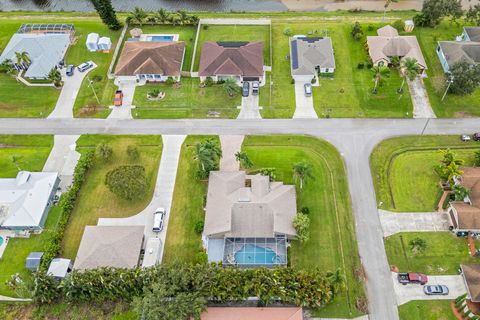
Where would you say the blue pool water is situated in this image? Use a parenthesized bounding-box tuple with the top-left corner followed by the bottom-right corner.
(234, 244, 281, 265)
(0, 236, 4, 246)
(149, 35, 174, 42)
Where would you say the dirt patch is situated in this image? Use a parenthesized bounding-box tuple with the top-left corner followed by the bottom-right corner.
(454, 111, 474, 118)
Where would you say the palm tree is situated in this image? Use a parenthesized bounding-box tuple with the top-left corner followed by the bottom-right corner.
(223, 78, 240, 97)
(371, 64, 390, 94)
(444, 162, 463, 185)
(20, 51, 31, 65)
(47, 68, 62, 87)
(177, 10, 189, 25)
(383, 0, 399, 22)
(189, 14, 200, 26)
(293, 161, 314, 191)
(169, 13, 181, 26)
(154, 8, 170, 24)
(10, 154, 23, 171)
(398, 57, 420, 93)
(129, 7, 148, 26)
(14, 52, 23, 67)
(439, 149, 464, 167)
(195, 139, 222, 172)
(326, 269, 346, 295)
(235, 151, 253, 169)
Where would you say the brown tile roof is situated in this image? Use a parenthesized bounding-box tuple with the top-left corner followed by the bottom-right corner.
(201, 307, 303, 320)
(114, 41, 185, 76)
(452, 167, 480, 229)
(198, 41, 264, 77)
(462, 265, 480, 302)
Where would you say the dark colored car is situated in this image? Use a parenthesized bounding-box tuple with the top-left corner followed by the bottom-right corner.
(66, 65, 74, 77)
(423, 285, 449, 295)
(474, 133, 480, 141)
(242, 82, 250, 97)
(114, 90, 123, 107)
(397, 272, 428, 285)
(252, 81, 259, 96)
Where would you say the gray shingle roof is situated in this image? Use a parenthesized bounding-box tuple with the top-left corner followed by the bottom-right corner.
(438, 41, 480, 67)
(290, 37, 335, 76)
(465, 27, 480, 42)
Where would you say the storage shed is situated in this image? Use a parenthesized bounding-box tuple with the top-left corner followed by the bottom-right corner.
(26, 252, 43, 272)
(86, 33, 99, 52)
(47, 258, 72, 279)
(98, 37, 112, 51)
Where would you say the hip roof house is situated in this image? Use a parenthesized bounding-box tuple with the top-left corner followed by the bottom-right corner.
(114, 41, 185, 83)
(461, 264, 480, 303)
(290, 37, 335, 80)
(198, 41, 264, 83)
(0, 171, 59, 231)
(366, 25, 427, 74)
(203, 171, 296, 267)
(436, 27, 480, 73)
(0, 33, 70, 79)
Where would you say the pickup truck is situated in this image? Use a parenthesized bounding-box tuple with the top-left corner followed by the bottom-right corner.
(398, 272, 428, 285)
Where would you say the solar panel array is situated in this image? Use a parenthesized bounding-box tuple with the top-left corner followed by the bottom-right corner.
(291, 39, 299, 69)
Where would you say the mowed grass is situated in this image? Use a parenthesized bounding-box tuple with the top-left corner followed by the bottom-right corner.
(412, 20, 480, 118)
(399, 300, 456, 320)
(262, 21, 412, 119)
(132, 78, 240, 119)
(0, 135, 54, 297)
(242, 135, 364, 318)
(61, 135, 162, 259)
(385, 232, 477, 275)
(193, 24, 271, 71)
(371, 135, 480, 212)
(163, 136, 217, 263)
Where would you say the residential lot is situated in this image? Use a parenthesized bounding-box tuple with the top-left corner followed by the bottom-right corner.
(61, 135, 162, 259)
(371, 135, 480, 212)
(0, 135, 54, 296)
(399, 300, 457, 320)
(132, 79, 240, 119)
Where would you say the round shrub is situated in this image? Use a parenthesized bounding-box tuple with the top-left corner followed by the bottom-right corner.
(105, 165, 148, 201)
(194, 220, 204, 234)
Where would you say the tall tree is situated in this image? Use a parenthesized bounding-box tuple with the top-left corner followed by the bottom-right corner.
(398, 57, 420, 93)
(371, 65, 390, 94)
(413, 0, 463, 28)
(177, 10, 189, 25)
(448, 61, 480, 95)
(154, 8, 170, 24)
(293, 161, 314, 191)
(129, 7, 148, 26)
(195, 139, 222, 173)
(90, 0, 122, 30)
(383, 0, 399, 22)
(222, 78, 240, 97)
(47, 68, 62, 87)
(326, 269, 346, 296)
(466, 4, 480, 25)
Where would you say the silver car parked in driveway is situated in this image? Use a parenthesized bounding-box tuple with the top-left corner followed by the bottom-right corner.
(423, 285, 449, 295)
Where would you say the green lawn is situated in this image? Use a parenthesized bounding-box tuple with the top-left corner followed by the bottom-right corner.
(262, 21, 412, 119)
(412, 20, 480, 118)
(132, 78, 240, 119)
(385, 232, 477, 275)
(61, 135, 163, 259)
(242, 136, 364, 318)
(399, 300, 456, 320)
(163, 136, 217, 263)
(193, 24, 271, 71)
(371, 135, 480, 212)
(0, 135, 54, 297)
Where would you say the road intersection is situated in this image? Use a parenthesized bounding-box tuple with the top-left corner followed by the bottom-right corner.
(1, 117, 478, 320)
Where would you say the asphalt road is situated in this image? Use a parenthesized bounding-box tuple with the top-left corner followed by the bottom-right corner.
(2, 117, 478, 320)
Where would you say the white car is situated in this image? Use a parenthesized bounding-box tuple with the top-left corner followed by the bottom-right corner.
(152, 208, 166, 232)
(461, 134, 471, 142)
(77, 61, 93, 72)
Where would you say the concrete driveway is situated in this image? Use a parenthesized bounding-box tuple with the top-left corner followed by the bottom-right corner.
(293, 82, 318, 118)
(392, 272, 466, 305)
(48, 63, 97, 119)
(220, 135, 244, 171)
(379, 210, 450, 237)
(108, 80, 136, 119)
(237, 87, 261, 119)
(408, 77, 436, 119)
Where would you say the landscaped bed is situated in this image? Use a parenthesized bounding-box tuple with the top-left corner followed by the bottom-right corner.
(132, 78, 241, 119)
(61, 135, 163, 259)
(371, 135, 480, 212)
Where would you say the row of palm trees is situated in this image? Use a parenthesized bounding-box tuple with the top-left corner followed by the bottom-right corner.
(127, 7, 199, 26)
(0, 51, 31, 75)
(371, 56, 421, 94)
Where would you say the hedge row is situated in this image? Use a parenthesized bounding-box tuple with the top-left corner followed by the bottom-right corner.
(39, 150, 95, 271)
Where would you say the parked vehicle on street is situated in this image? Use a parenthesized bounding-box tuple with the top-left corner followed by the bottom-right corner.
(423, 285, 449, 295)
(242, 82, 250, 97)
(77, 61, 93, 72)
(152, 208, 166, 233)
(397, 272, 428, 285)
(304, 83, 312, 97)
(461, 134, 472, 142)
(252, 81, 259, 96)
(114, 90, 123, 107)
(474, 133, 480, 141)
(66, 64, 74, 77)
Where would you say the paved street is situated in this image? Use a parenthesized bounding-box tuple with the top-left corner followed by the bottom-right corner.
(3, 117, 480, 320)
(379, 210, 450, 237)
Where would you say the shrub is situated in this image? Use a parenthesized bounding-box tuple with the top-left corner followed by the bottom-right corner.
(105, 165, 148, 201)
(91, 75, 103, 82)
(283, 27, 292, 36)
(195, 251, 208, 264)
(96, 142, 113, 161)
(293, 213, 310, 243)
(290, 78, 295, 84)
(258, 168, 277, 181)
(367, 24, 374, 31)
(203, 25, 209, 30)
(311, 77, 316, 84)
(409, 237, 427, 254)
(300, 207, 310, 215)
(204, 77, 214, 87)
(216, 79, 225, 84)
(148, 89, 160, 98)
(127, 145, 140, 161)
(392, 20, 404, 32)
(357, 62, 365, 69)
(194, 220, 204, 234)
(165, 77, 175, 85)
(351, 22, 363, 40)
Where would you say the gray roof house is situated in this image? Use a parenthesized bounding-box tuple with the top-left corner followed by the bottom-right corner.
(203, 171, 296, 267)
(73, 226, 144, 270)
(436, 27, 480, 73)
(290, 37, 335, 79)
(26, 252, 43, 272)
(0, 171, 59, 231)
(0, 33, 70, 79)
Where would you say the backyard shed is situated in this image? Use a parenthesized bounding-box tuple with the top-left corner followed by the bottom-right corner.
(26, 252, 43, 272)
(98, 37, 112, 51)
(47, 258, 72, 279)
(130, 28, 143, 38)
(86, 33, 99, 52)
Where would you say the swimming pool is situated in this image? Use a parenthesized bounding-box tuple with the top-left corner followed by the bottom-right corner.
(0, 236, 4, 246)
(148, 35, 174, 42)
(234, 244, 281, 265)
